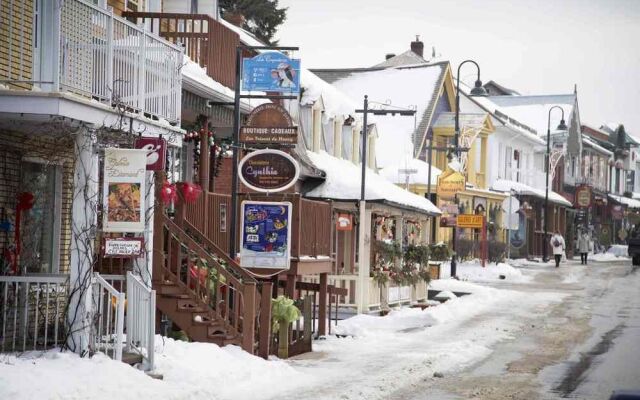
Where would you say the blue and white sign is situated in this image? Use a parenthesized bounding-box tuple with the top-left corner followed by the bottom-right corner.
(242, 52, 301, 93)
(239, 201, 292, 269)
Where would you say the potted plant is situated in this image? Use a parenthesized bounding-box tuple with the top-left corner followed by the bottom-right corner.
(271, 295, 301, 359)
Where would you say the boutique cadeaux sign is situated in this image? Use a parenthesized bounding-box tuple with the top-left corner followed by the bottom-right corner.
(238, 149, 299, 193)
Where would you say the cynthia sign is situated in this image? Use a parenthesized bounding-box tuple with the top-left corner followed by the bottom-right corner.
(437, 171, 465, 201)
(103, 148, 147, 232)
(242, 51, 301, 93)
(240, 201, 292, 269)
(134, 137, 166, 171)
(240, 103, 298, 144)
(239, 149, 300, 193)
(575, 185, 592, 208)
(103, 237, 144, 258)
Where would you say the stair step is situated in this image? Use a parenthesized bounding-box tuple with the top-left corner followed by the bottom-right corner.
(208, 333, 241, 346)
(176, 300, 207, 313)
(160, 293, 191, 300)
(121, 352, 144, 366)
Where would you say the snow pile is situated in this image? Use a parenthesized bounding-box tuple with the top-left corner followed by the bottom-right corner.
(591, 252, 628, 262)
(0, 337, 311, 400)
(607, 245, 629, 257)
(455, 260, 531, 283)
(305, 150, 441, 215)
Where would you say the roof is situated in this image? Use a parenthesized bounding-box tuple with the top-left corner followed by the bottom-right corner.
(305, 151, 441, 216)
(582, 136, 613, 157)
(299, 69, 360, 119)
(380, 157, 442, 186)
(372, 50, 428, 68)
(432, 112, 490, 130)
(491, 179, 573, 207)
(483, 80, 520, 96)
(311, 63, 448, 168)
(609, 194, 640, 209)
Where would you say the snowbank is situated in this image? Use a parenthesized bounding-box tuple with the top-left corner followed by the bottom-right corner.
(0, 337, 312, 400)
(454, 260, 531, 283)
(607, 245, 629, 258)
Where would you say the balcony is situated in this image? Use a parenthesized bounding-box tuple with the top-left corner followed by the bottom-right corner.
(122, 12, 240, 89)
(1, 0, 182, 124)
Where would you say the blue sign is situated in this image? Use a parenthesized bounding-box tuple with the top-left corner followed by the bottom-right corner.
(510, 211, 526, 249)
(240, 201, 292, 269)
(242, 52, 301, 93)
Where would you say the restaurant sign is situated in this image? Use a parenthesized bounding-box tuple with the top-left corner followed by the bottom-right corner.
(239, 149, 300, 193)
(240, 103, 298, 144)
(437, 170, 465, 201)
(575, 185, 592, 208)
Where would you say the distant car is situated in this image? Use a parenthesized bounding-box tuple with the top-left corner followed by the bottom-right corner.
(628, 235, 640, 265)
(610, 390, 640, 399)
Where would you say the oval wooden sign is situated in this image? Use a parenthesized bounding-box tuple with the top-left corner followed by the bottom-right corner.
(238, 149, 300, 193)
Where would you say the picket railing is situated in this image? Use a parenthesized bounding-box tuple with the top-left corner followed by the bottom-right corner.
(0, 274, 69, 352)
(91, 273, 125, 361)
(126, 272, 155, 371)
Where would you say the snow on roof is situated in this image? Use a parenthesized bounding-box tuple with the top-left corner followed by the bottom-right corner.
(325, 65, 445, 168)
(305, 151, 441, 215)
(491, 179, 572, 207)
(609, 194, 640, 209)
(299, 69, 360, 119)
(217, 18, 264, 47)
(372, 50, 427, 68)
(481, 94, 575, 136)
(582, 136, 613, 156)
(380, 157, 442, 186)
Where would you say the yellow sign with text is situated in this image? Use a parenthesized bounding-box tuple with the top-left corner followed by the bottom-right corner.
(456, 214, 484, 229)
(437, 171, 466, 200)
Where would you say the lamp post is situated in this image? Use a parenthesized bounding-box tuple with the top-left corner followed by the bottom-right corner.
(451, 60, 488, 277)
(355, 96, 415, 313)
(542, 106, 568, 262)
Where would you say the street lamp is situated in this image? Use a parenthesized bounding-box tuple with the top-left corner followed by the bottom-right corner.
(451, 60, 488, 278)
(542, 106, 568, 262)
(355, 95, 415, 313)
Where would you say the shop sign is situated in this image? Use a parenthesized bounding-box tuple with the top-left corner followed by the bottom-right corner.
(509, 212, 526, 249)
(612, 205, 624, 220)
(240, 103, 298, 144)
(575, 185, 592, 208)
(336, 213, 353, 231)
(242, 51, 301, 93)
(439, 215, 457, 227)
(436, 170, 465, 201)
(239, 149, 300, 193)
(134, 137, 166, 171)
(441, 204, 459, 215)
(103, 237, 144, 258)
(103, 148, 147, 232)
(456, 214, 484, 229)
(240, 201, 292, 270)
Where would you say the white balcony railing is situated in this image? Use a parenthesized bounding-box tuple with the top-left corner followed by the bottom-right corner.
(2, 0, 182, 124)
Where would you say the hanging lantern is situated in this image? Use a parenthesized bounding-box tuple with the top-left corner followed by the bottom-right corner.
(179, 182, 203, 203)
(159, 181, 177, 204)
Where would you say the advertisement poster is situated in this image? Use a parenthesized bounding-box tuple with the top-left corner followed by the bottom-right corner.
(103, 148, 147, 232)
(240, 201, 292, 269)
(510, 211, 526, 249)
(242, 51, 301, 93)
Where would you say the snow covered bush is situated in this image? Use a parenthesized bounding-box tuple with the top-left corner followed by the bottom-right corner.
(488, 241, 507, 263)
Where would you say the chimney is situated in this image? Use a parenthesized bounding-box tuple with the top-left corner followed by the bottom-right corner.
(224, 11, 246, 27)
(410, 35, 424, 57)
(385, 53, 396, 60)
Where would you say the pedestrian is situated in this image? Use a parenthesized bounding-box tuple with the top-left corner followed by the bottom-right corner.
(577, 230, 590, 265)
(550, 230, 565, 268)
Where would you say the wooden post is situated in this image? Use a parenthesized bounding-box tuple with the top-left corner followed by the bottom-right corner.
(258, 282, 273, 359)
(153, 172, 166, 283)
(199, 119, 210, 190)
(285, 273, 297, 299)
(241, 283, 257, 353)
(318, 272, 328, 336)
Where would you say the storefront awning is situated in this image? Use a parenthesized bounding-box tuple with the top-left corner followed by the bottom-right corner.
(491, 179, 573, 207)
(608, 194, 640, 210)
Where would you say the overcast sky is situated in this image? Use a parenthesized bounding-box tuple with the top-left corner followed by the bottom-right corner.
(276, 0, 640, 136)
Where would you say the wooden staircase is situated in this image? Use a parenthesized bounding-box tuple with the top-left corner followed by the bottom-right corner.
(153, 194, 272, 357)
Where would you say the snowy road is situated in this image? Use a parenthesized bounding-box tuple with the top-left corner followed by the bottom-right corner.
(391, 258, 640, 400)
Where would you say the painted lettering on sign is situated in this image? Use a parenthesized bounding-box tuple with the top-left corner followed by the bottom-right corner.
(239, 149, 300, 193)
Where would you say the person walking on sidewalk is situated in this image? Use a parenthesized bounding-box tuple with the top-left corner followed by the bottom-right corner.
(578, 230, 591, 265)
(550, 231, 566, 268)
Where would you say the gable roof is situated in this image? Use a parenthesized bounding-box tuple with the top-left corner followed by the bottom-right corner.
(372, 50, 428, 68)
(311, 62, 450, 168)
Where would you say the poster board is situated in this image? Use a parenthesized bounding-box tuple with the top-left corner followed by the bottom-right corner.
(240, 201, 292, 270)
(102, 148, 147, 232)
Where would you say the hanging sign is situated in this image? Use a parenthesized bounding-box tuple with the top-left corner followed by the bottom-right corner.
(242, 51, 301, 93)
(240, 103, 298, 144)
(103, 237, 144, 258)
(336, 213, 353, 231)
(239, 149, 300, 193)
(436, 170, 465, 201)
(611, 205, 624, 220)
(103, 148, 147, 232)
(575, 185, 592, 208)
(134, 137, 167, 171)
(439, 215, 457, 227)
(240, 201, 292, 269)
(456, 214, 484, 229)
(510, 212, 526, 249)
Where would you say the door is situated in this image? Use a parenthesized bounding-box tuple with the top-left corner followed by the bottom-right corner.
(19, 160, 62, 274)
